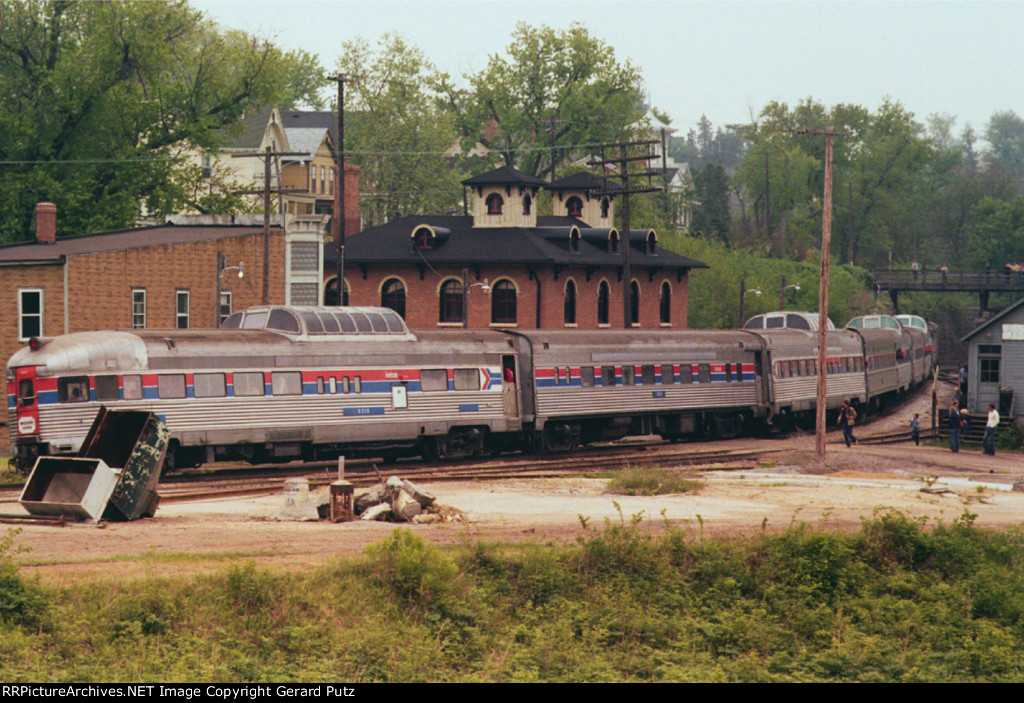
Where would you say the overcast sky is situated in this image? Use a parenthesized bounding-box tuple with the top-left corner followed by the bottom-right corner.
(193, 0, 1024, 141)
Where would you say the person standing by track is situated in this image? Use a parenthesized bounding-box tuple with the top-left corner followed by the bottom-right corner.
(984, 403, 1000, 456)
(949, 400, 962, 453)
(839, 399, 857, 447)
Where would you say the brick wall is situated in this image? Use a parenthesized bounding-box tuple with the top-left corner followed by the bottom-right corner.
(346, 264, 690, 331)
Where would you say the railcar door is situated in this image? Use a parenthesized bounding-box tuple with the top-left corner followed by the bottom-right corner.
(501, 354, 520, 419)
(13, 366, 40, 439)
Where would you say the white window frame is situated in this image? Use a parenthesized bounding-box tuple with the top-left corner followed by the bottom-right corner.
(18, 288, 43, 340)
(219, 291, 232, 326)
(176, 290, 190, 329)
(132, 288, 147, 329)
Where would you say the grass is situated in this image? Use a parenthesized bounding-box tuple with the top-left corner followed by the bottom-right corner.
(605, 465, 703, 496)
(2, 511, 1024, 682)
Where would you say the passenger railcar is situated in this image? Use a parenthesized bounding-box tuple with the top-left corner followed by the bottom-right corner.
(509, 329, 767, 448)
(7, 307, 520, 469)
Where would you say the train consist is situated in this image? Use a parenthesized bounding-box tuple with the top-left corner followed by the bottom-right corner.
(6, 306, 935, 472)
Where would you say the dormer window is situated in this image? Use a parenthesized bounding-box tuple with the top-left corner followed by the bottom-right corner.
(601, 197, 610, 218)
(486, 193, 504, 215)
(609, 230, 619, 253)
(522, 194, 532, 215)
(646, 231, 657, 254)
(570, 229, 580, 252)
(566, 196, 583, 218)
(413, 227, 434, 250)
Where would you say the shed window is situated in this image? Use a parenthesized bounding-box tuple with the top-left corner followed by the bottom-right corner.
(486, 193, 504, 215)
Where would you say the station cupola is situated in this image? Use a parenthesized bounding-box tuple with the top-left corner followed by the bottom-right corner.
(547, 172, 616, 228)
(462, 166, 547, 228)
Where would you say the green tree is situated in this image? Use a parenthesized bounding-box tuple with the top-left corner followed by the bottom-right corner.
(983, 110, 1024, 190)
(336, 34, 464, 226)
(0, 0, 324, 241)
(964, 196, 1024, 269)
(441, 22, 645, 178)
(689, 164, 732, 242)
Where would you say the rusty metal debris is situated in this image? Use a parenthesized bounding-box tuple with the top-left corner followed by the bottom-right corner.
(18, 407, 168, 524)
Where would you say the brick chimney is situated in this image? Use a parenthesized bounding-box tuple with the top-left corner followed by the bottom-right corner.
(343, 164, 361, 238)
(35, 202, 57, 243)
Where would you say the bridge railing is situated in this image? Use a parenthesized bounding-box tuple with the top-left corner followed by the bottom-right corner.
(874, 269, 1024, 290)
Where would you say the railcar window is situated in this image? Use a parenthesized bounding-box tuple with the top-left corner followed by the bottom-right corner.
(454, 368, 480, 391)
(221, 312, 243, 329)
(272, 372, 303, 396)
(354, 376, 362, 394)
(421, 369, 448, 392)
(233, 372, 265, 397)
(335, 313, 358, 333)
(241, 311, 269, 330)
(366, 313, 389, 333)
(95, 375, 119, 402)
(123, 375, 143, 400)
(351, 312, 373, 333)
(329, 377, 337, 394)
(17, 379, 35, 406)
(317, 312, 341, 333)
(725, 364, 733, 382)
(786, 314, 811, 331)
(744, 317, 764, 329)
(382, 311, 406, 333)
(157, 375, 186, 399)
(642, 365, 656, 385)
(601, 366, 616, 387)
(194, 373, 227, 398)
(317, 377, 326, 394)
(661, 364, 675, 385)
(623, 366, 636, 385)
(342, 376, 351, 394)
(301, 312, 324, 334)
(581, 367, 595, 387)
(698, 364, 711, 383)
(58, 377, 90, 403)
(267, 309, 300, 333)
(680, 364, 693, 384)
(766, 316, 784, 329)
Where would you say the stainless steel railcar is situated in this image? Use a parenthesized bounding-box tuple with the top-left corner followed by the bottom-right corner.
(7, 306, 520, 469)
(508, 329, 769, 448)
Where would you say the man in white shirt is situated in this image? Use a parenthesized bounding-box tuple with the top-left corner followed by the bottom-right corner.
(983, 403, 1000, 456)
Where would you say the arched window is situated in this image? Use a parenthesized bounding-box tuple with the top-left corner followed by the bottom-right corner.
(601, 197, 611, 218)
(660, 281, 671, 324)
(566, 196, 583, 218)
(608, 230, 619, 253)
(381, 279, 406, 319)
(439, 279, 464, 323)
(522, 194, 532, 215)
(570, 229, 580, 252)
(486, 193, 504, 215)
(564, 279, 577, 325)
(324, 278, 349, 306)
(597, 280, 610, 325)
(630, 280, 641, 326)
(491, 279, 517, 324)
(646, 231, 657, 254)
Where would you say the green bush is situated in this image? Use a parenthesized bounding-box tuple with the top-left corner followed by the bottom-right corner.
(0, 529, 44, 627)
(366, 529, 459, 609)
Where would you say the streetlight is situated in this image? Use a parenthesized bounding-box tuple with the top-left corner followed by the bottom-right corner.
(215, 252, 244, 327)
(738, 278, 762, 326)
(779, 276, 801, 310)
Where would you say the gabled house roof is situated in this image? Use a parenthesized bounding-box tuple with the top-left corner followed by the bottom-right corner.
(960, 296, 1024, 342)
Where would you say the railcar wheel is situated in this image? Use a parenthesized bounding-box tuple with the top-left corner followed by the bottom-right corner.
(540, 423, 581, 453)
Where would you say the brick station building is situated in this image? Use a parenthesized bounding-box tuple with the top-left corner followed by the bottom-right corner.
(333, 167, 707, 330)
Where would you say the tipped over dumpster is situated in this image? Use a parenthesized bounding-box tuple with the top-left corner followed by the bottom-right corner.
(19, 407, 169, 523)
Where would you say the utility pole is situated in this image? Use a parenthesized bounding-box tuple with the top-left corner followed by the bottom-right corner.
(588, 140, 662, 328)
(798, 126, 852, 461)
(328, 73, 353, 305)
(547, 117, 566, 182)
(231, 146, 307, 304)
